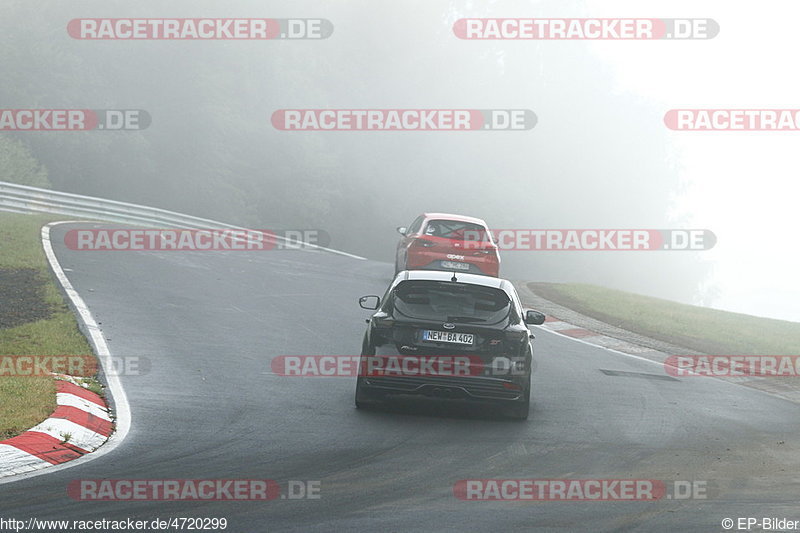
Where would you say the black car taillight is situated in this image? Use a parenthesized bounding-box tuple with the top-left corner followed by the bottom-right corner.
(412, 239, 436, 248)
(372, 314, 395, 329)
(503, 330, 528, 349)
(486, 337, 506, 353)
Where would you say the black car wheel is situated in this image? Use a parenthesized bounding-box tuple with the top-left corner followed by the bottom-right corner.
(507, 385, 530, 420)
(355, 336, 382, 409)
(508, 352, 531, 420)
(355, 376, 382, 409)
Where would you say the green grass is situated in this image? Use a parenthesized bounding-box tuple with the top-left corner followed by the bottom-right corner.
(529, 282, 800, 356)
(0, 213, 98, 439)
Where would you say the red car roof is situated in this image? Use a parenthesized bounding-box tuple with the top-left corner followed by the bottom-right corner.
(421, 213, 489, 227)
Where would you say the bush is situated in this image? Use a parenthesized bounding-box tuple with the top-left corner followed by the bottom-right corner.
(0, 134, 51, 189)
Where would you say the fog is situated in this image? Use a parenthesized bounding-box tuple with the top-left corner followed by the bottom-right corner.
(1, 0, 794, 320)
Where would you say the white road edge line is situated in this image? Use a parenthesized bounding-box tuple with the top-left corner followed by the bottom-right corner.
(535, 325, 799, 402)
(0, 221, 131, 485)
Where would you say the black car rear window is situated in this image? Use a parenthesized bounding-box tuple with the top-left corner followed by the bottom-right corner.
(390, 280, 511, 323)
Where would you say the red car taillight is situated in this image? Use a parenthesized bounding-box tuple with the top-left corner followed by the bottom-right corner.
(470, 245, 498, 255)
(412, 239, 436, 248)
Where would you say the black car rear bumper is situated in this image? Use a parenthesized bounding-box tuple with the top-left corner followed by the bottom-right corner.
(358, 374, 527, 402)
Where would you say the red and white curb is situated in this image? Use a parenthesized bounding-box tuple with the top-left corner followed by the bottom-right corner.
(0, 379, 112, 477)
(539, 316, 654, 355)
(0, 222, 131, 484)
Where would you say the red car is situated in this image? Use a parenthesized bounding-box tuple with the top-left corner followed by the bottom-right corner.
(395, 213, 500, 277)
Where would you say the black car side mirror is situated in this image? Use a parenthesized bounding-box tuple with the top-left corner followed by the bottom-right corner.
(524, 310, 546, 325)
(396, 226, 407, 236)
(359, 295, 381, 310)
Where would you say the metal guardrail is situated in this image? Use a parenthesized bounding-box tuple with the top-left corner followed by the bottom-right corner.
(0, 181, 365, 259)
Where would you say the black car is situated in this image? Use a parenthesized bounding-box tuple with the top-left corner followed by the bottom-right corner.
(356, 270, 546, 420)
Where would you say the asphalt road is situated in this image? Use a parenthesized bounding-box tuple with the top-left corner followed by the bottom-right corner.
(1, 222, 799, 532)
